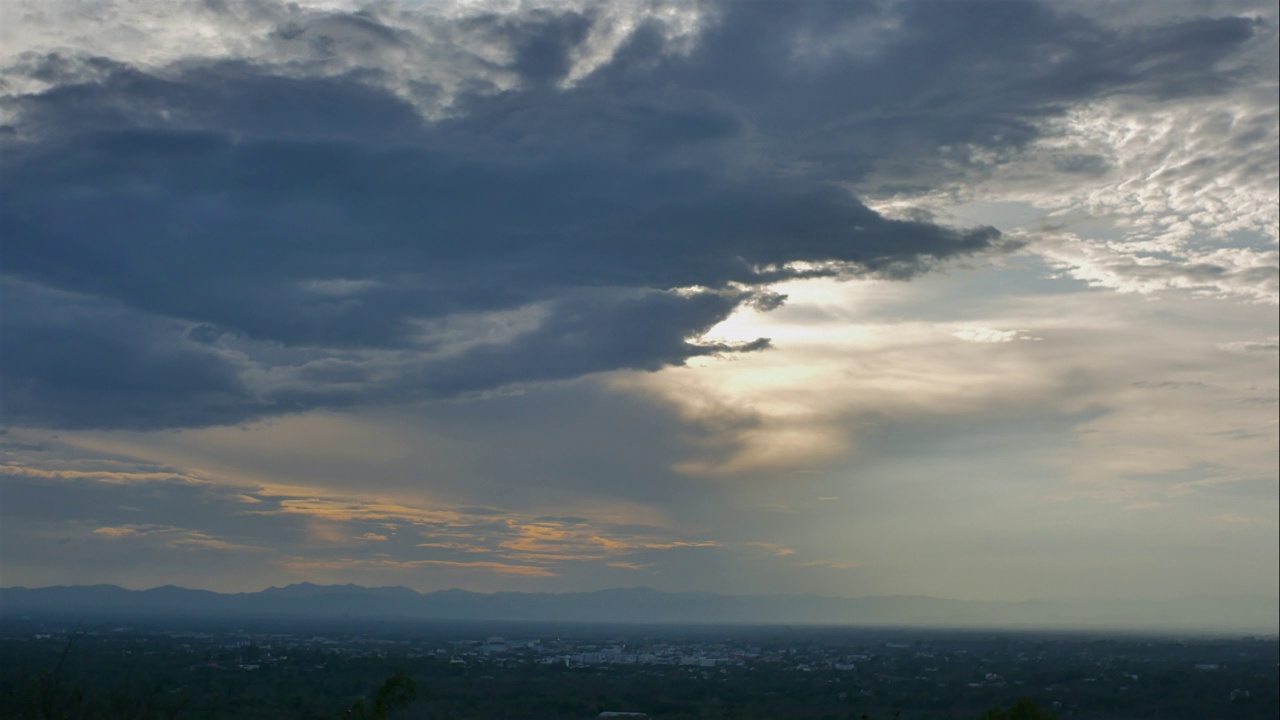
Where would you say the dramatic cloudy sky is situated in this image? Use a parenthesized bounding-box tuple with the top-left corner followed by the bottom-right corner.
(2, 0, 1276, 607)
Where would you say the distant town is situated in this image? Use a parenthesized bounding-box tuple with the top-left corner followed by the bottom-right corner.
(2, 614, 1275, 719)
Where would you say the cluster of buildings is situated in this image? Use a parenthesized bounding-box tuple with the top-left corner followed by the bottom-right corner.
(451, 634, 875, 671)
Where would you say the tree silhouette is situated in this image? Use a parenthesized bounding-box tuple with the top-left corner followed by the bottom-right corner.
(977, 697, 1059, 720)
(37, 626, 85, 720)
(345, 670, 417, 720)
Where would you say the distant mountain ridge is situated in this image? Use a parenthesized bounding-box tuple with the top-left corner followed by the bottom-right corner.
(1, 584, 1275, 634)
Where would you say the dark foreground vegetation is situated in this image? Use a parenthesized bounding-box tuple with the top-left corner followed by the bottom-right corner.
(0, 616, 1274, 719)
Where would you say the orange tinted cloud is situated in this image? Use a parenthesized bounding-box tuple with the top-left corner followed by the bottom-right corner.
(281, 557, 557, 577)
(4, 465, 202, 485)
(92, 525, 265, 553)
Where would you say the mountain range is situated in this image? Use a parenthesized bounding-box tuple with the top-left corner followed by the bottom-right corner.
(1, 584, 1275, 634)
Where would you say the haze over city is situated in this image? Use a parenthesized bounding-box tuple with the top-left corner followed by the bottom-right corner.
(1, 0, 1276, 630)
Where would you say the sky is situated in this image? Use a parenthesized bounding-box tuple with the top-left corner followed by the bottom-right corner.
(1, 0, 1277, 606)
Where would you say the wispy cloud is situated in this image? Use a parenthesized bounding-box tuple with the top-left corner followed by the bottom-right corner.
(799, 560, 862, 570)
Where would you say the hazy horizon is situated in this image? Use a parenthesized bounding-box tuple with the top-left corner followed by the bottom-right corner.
(7, 578, 1280, 601)
(6, 583, 1277, 635)
(1, 0, 1277, 627)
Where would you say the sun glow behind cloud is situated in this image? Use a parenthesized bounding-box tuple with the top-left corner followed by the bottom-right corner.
(0, 0, 1275, 608)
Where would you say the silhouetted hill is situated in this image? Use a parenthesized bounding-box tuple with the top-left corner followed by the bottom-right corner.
(1, 584, 1274, 633)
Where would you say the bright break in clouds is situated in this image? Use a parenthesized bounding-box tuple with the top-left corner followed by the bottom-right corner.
(1, 0, 1276, 619)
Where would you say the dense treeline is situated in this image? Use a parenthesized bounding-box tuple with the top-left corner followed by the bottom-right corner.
(0, 646, 1029, 720)
(1, 625, 1274, 719)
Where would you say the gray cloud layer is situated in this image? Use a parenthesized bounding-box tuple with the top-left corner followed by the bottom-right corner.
(0, 0, 1262, 429)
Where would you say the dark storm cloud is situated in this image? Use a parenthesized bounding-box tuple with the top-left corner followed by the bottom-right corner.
(1, 280, 257, 429)
(0, 0, 1260, 429)
(411, 289, 773, 396)
(466, 8, 595, 87)
(4, 60, 429, 141)
(2, 126, 989, 334)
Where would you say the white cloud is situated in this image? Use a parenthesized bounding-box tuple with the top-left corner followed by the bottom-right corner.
(952, 326, 1040, 343)
(1219, 336, 1280, 353)
(0, 0, 706, 119)
(1033, 230, 1279, 303)
(625, 273, 1278, 507)
(866, 82, 1279, 304)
